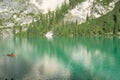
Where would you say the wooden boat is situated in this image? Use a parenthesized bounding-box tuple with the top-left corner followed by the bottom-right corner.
(7, 53, 16, 57)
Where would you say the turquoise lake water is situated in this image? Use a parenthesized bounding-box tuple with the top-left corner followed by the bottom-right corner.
(0, 36, 120, 80)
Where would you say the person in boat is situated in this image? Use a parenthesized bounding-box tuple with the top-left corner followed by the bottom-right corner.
(7, 53, 16, 57)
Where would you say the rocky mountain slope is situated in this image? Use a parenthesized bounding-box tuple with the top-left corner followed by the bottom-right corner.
(0, 0, 68, 37)
(65, 0, 118, 24)
(0, 0, 68, 27)
(0, 0, 119, 37)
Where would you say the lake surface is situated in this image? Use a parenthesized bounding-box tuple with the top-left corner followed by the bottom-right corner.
(0, 36, 120, 80)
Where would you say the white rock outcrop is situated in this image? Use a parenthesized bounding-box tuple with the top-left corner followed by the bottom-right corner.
(0, 0, 119, 37)
(0, 0, 68, 37)
(45, 31, 53, 40)
(64, 0, 118, 24)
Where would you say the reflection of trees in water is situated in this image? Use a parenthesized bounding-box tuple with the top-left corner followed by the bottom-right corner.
(25, 36, 120, 79)
(82, 36, 120, 55)
(0, 36, 120, 80)
(26, 36, 120, 59)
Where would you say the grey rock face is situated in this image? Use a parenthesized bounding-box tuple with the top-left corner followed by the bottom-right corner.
(0, 0, 119, 37)
(64, 0, 118, 24)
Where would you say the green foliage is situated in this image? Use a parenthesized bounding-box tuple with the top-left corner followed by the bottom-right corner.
(0, 0, 3, 2)
(69, 0, 83, 8)
(24, 1, 71, 36)
(17, 1, 120, 37)
(96, 0, 113, 5)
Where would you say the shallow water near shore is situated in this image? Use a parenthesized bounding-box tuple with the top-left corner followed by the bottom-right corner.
(0, 36, 120, 80)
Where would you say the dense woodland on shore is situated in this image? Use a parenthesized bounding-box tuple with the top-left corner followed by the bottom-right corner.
(15, 0, 120, 37)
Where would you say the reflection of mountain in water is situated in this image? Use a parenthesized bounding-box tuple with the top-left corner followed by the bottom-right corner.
(0, 37, 120, 80)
